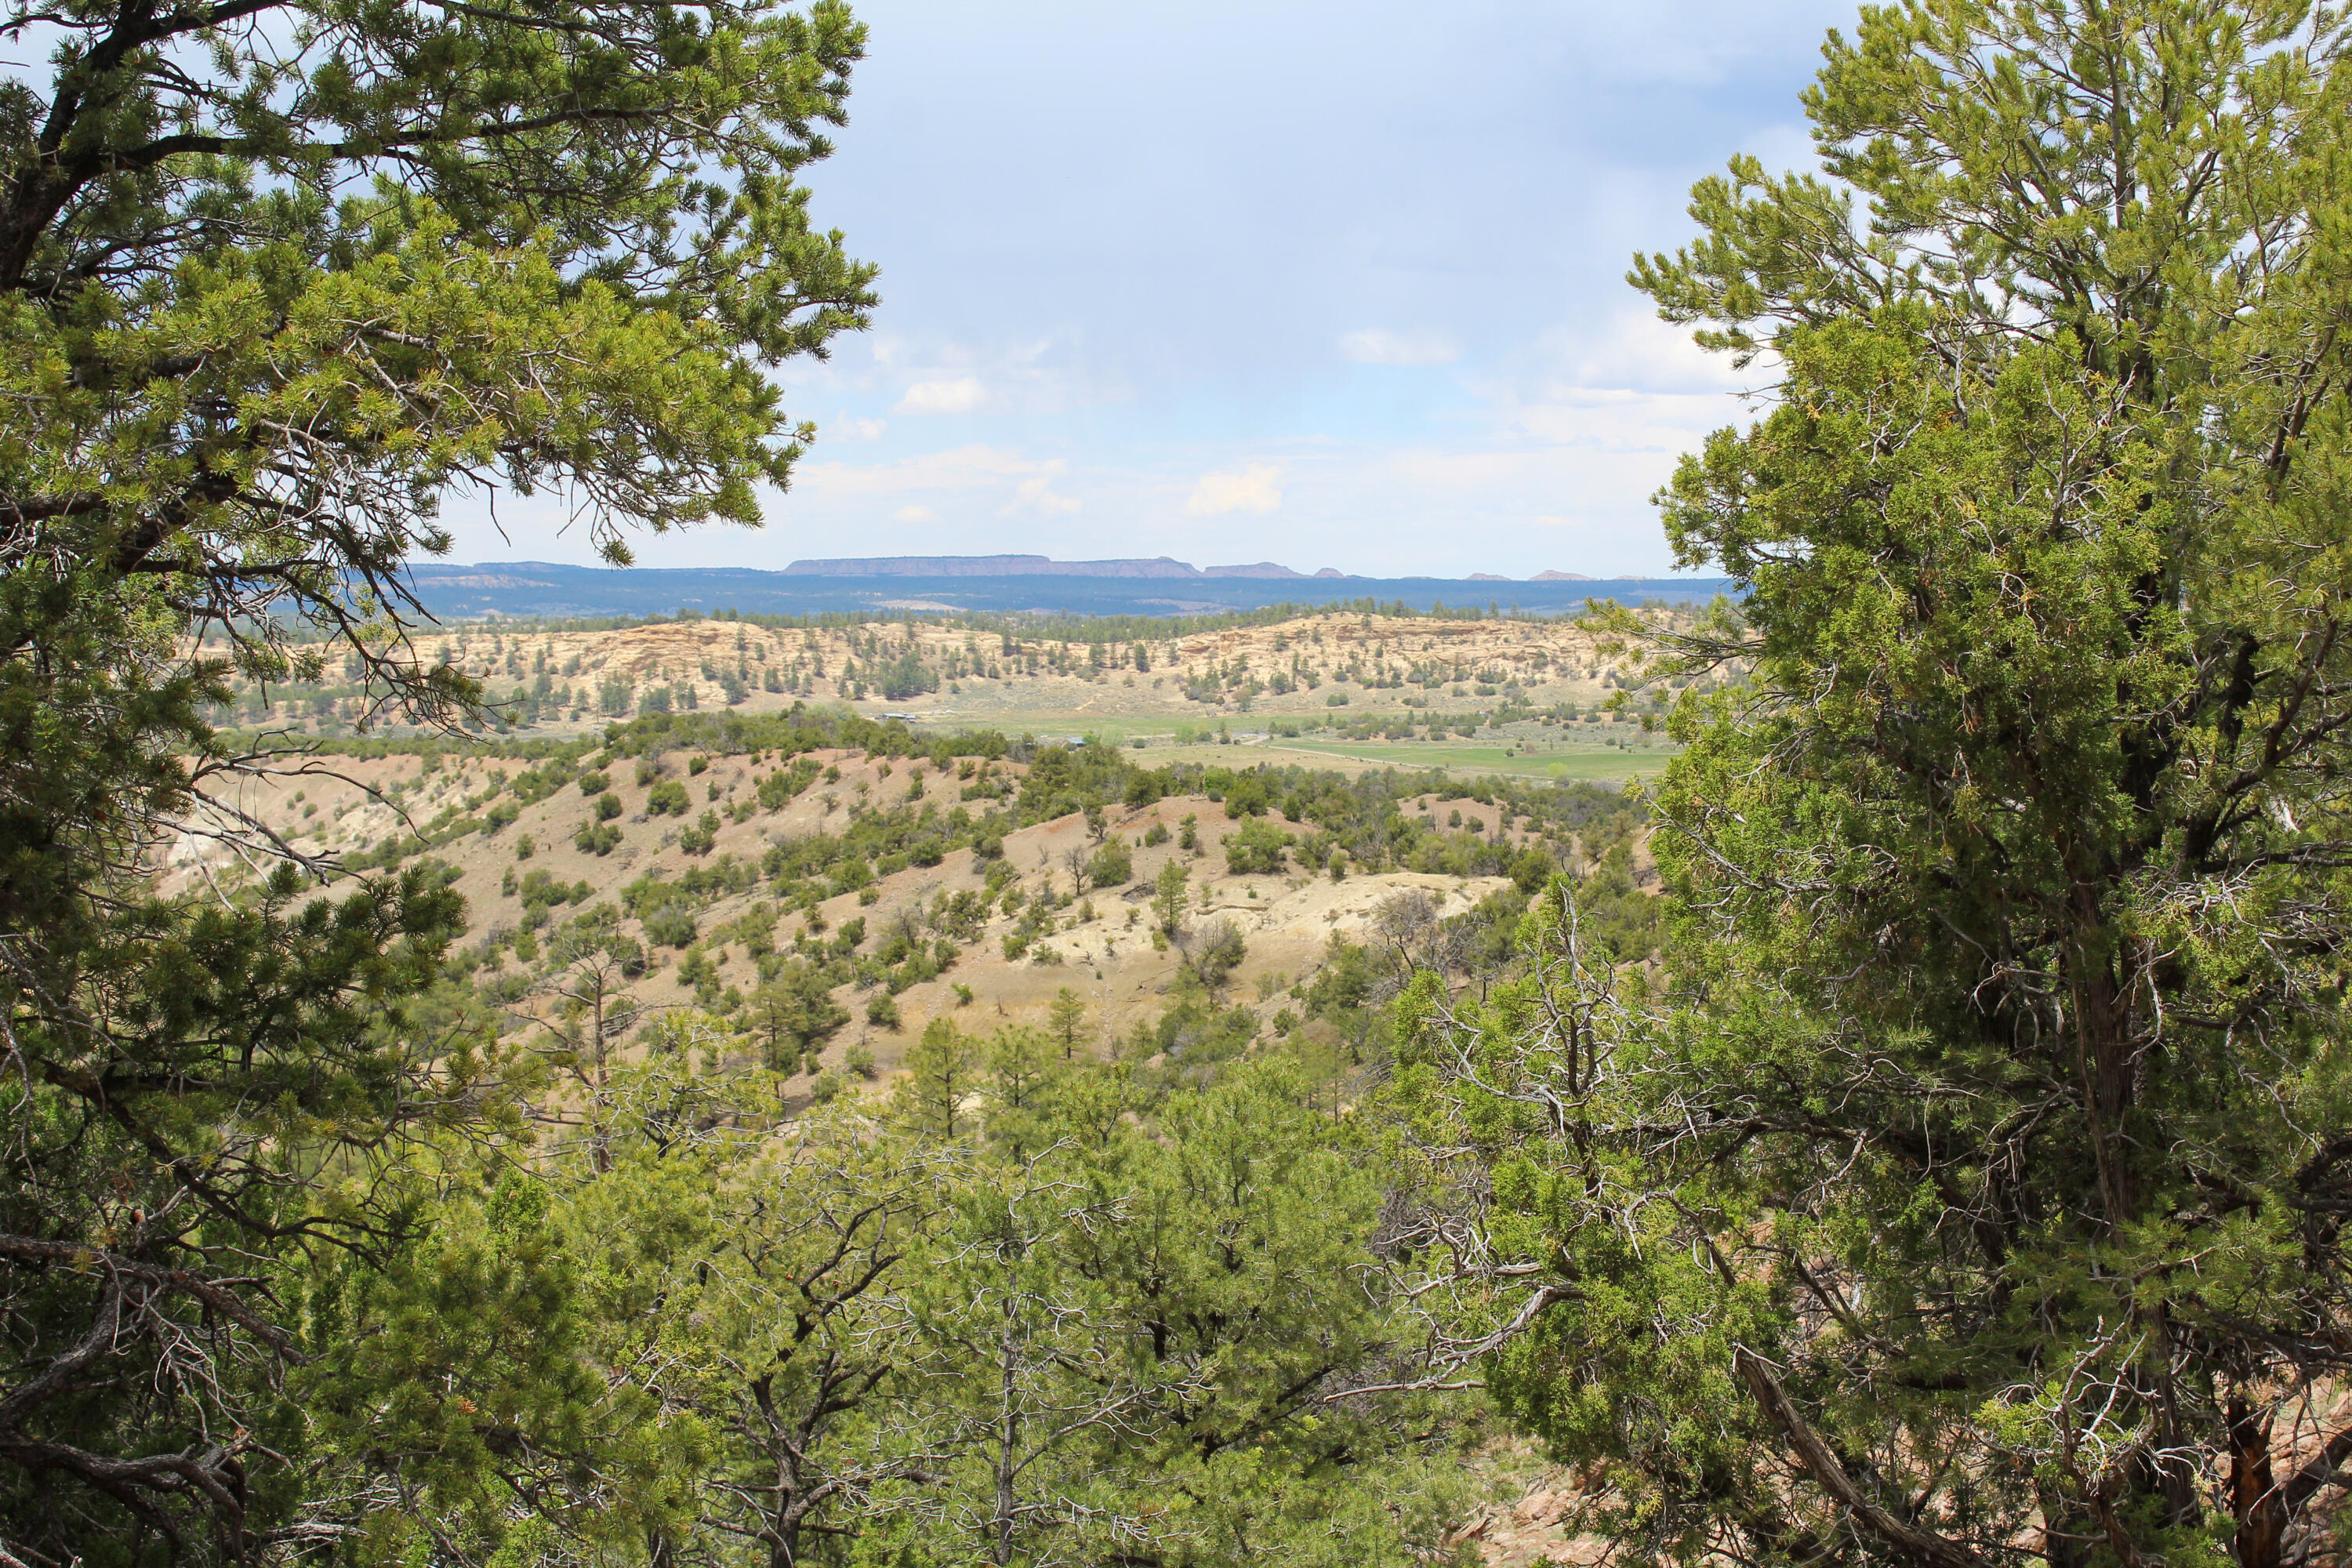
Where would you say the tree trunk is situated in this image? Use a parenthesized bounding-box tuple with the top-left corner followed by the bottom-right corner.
(2230, 1397, 2285, 1568)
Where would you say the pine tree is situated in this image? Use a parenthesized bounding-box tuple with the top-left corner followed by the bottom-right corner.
(1403, 6, 2352, 1566)
(1047, 987, 1091, 1059)
(898, 1017, 982, 1138)
(0, 0, 873, 1545)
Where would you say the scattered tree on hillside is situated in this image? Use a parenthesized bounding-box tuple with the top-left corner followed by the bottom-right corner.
(1047, 988, 1090, 1060)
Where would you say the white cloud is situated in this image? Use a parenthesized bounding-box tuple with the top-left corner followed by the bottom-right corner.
(833, 417, 888, 441)
(1003, 462, 1082, 517)
(1185, 464, 1283, 517)
(1338, 328, 1462, 367)
(1444, 307, 1760, 485)
(895, 377, 988, 415)
(1740, 119, 1821, 178)
(1501, 387, 1734, 451)
(796, 445, 1062, 499)
(793, 445, 1085, 520)
(1541, 307, 1755, 396)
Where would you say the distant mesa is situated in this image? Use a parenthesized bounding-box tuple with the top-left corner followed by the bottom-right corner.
(775, 555, 1642, 583)
(401, 557, 1738, 619)
(784, 554, 1205, 579)
(1201, 562, 1306, 579)
(783, 554, 1352, 581)
(423, 572, 560, 590)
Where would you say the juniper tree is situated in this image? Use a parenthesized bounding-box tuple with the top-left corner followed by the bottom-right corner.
(0, 0, 873, 1549)
(1401, 5, 2352, 1566)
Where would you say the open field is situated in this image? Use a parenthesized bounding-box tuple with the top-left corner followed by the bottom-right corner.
(1227, 735, 1675, 783)
(867, 710, 1678, 786)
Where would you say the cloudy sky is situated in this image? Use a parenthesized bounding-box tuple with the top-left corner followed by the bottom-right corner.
(453, 0, 1860, 578)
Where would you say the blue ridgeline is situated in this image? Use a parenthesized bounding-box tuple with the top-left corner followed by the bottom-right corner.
(405, 562, 1737, 622)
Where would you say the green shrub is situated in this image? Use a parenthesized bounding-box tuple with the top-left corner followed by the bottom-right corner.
(1184, 918, 1247, 989)
(1510, 847, 1557, 895)
(1087, 839, 1134, 888)
(1225, 818, 1292, 875)
(644, 906, 699, 948)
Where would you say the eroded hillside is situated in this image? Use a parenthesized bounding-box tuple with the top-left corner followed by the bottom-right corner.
(168, 710, 1654, 1101)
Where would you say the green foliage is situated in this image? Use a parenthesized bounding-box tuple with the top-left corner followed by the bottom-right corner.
(1175, 917, 1247, 994)
(574, 821, 624, 856)
(1224, 817, 1292, 874)
(757, 756, 822, 810)
(1400, 9, 2352, 1567)
(1152, 858, 1191, 938)
(1303, 933, 1382, 1023)
(678, 808, 721, 855)
(743, 966, 850, 1072)
(1220, 772, 1271, 817)
(1047, 986, 1090, 1060)
(872, 647, 937, 701)
(1086, 837, 1134, 887)
(0, 0, 880, 1537)
(440, 1045, 1481, 1568)
(897, 1016, 982, 1137)
(1507, 846, 1555, 895)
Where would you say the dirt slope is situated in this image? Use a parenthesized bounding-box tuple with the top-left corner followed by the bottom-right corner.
(164, 743, 1541, 1079)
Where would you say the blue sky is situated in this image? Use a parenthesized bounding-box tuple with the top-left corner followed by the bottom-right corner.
(453, 0, 1860, 578)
